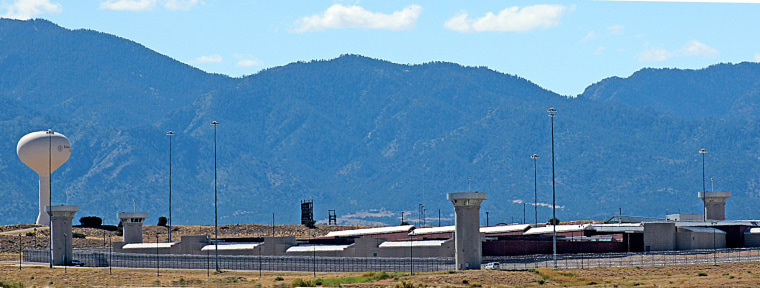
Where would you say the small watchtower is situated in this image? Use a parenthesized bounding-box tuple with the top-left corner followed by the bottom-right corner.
(118, 212, 148, 243)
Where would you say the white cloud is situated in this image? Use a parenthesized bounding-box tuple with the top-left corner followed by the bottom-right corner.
(195, 54, 222, 63)
(607, 24, 624, 35)
(237, 59, 260, 67)
(99, 0, 157, 11)
(2, 0, 62, 20)
(638, 40, 719, 62)
(755, 53, 760, 62)
(582, 31, 597, 41)
(164, 0, 199, 11)
(444, 5, 569, 33)
(639, 46, 673, 62)
(683, 40, 719, 56)
(235, 55, 262, 67)
(292, 4, 421, 33)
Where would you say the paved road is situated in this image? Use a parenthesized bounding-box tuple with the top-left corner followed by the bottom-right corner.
(0, 227, 48, 235)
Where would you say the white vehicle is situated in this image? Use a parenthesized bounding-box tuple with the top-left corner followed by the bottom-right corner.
(484, 262, 500, 270)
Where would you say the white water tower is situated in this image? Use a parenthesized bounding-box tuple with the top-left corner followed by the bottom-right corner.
(17, 130, 72, 225)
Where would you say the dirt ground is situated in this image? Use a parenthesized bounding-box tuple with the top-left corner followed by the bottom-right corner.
(2, 256, 760, 287)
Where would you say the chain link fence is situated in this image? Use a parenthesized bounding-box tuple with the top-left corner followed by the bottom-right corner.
(484, 247, 760, 270)
(23, 248, 455, 273)
(23, 247, 760, 272)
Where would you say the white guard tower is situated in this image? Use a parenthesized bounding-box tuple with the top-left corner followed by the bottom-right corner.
(447, 192, 487, 270)
(699, 191, 731, 221)
(47, 205, 77, 265)
(118, 212, 148, 243)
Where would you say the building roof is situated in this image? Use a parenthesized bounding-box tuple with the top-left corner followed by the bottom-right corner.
(122, 242, 177, 249)
(746, 227, 760, 234)
(675, 220, 760, 227)
(678, 227, 726, 234)
(411, 224, 531, 236)
(480, 224, 532, 234)
(201, 242, 262, 251)
(588, 223, 644, 233)
(411, 226, 454, 235)
(523, 224, 589, 235)
(324, 225, 414, 238)
(286, 244, 353, 253)
(378, 240, 449, 248)
(605, 215, 664, 224)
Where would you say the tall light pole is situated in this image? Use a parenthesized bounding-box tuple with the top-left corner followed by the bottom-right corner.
(531, 154, 539, 226)
(700, 148, 707, 221)
(166, 131, 174, 242)
(548, 107, 557, 269)
(47, 129, 53, 269)
(211, 120, 220, 272)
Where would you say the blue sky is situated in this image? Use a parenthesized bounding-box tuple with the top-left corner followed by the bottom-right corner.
(2, 0, 759, 96)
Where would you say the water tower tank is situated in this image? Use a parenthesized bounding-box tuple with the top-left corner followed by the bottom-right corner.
(17, 130, 72, 225)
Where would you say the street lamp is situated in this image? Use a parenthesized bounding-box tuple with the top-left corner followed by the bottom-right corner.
(700, 148, 707, 221)
(63, 232, 67, 273)
(156, 233, 160, 276)
(166, 131, 174, 242)
(46, 129, 53, 269)
(531, 154, 539, 226)
(409, 230, 414, 275)
(712, 221, 717, 266)
(211, 120, 220, 272)
(548, 107, 557, 269)
(108, 235, 112, 275)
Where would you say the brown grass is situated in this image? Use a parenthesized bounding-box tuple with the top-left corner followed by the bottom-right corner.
(2, 259, 760, 287)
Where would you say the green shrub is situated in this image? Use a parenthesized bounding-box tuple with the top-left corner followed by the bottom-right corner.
(291, 278, 316, 287)
(0, 280, 25, 288)
(72, 232, 86, 239)
(393, 280, 418, 288)
(79, 216, 102, 227)
(274, 276, 284, 281)
(157, 216, 168, 227)
(697, 272, 708, 277)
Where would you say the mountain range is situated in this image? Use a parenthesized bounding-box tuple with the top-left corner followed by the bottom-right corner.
(2, 18, 760, 226)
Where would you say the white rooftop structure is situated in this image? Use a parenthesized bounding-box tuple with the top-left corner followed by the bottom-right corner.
(746, 227, 760, 234)
(201, 242, 262, 251)
(587, 223, 644, 233)
(678, 226, 726, 234)
(412, 225, 454, 235)
(324, 225, 414, 238)
(674, 220, 760, 227)
(379, 240, 448, 248)
(480, 224, 532, 234)
(122, 242, 177, 249)
(524, 224, 590, 235)
(286, 244, 353, 253)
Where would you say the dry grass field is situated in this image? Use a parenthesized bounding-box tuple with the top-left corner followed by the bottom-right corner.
(2, 257, 760, 287)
